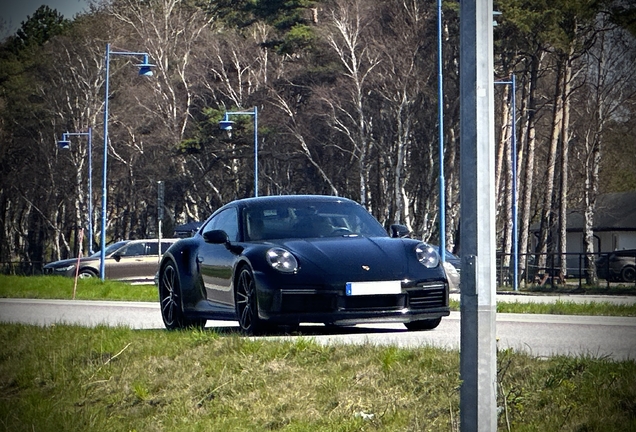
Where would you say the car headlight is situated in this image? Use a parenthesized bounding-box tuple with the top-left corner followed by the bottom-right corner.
(266, 248, 298, 273)
(52, 265, 75, 272)
(415, 243, 440, 268)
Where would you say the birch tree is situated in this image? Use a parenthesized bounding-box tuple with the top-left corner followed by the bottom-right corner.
(321, 0, 379, 208)
(574, 16, 636, 284)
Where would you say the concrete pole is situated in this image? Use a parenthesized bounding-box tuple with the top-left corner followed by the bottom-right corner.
(459, 0, 497, 430)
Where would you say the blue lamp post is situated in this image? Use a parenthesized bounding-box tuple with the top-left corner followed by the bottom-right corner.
(437, 0, 446, 261)
(495, 75, 518, 291)
(57, 127, 94, 255)
(101, 43, 154, 280)
(219, 107, 259, 197)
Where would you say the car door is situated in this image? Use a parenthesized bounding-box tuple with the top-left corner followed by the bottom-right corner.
(198, 208, 240, 306)
(105, 242, 148, 281)
(135, 240, 166, 283)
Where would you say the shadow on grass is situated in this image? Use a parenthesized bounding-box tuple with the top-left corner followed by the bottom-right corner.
(199, 323, 409, 337)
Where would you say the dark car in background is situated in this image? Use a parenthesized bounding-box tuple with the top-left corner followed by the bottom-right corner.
(596, 249, 636, 283)
(157, 195, 450, 333)
(44, 238, 178, 284)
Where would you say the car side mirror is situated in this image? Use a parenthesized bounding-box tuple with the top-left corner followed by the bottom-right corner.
(390, 224, 410, 238)
(113, 254, 121, 262)
(203, 229, 229, 245)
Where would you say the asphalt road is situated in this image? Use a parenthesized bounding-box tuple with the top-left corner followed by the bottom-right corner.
(1, 297, 634, 360)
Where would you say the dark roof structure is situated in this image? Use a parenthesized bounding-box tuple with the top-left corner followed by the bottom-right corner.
(567, 191, 636, 231)
(173, 221, 202, 237)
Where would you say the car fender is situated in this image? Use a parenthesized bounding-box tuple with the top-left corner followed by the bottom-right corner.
(160, 239, 207, 311)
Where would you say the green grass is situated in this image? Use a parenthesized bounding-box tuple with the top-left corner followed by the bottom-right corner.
(0, 275, 158, 302)
(448, 299, 636, 316)
(513, 284, 636, 297)
(495, 299, 636, 316)
(0, 324, 634, 431)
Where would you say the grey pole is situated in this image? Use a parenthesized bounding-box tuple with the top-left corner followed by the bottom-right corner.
(459, 0, 497, 430)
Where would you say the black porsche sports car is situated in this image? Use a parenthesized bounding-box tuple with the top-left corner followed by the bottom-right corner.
(157, 195, 450, 333)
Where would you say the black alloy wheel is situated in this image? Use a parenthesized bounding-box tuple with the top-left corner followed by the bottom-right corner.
(622, 266, 636, 283)
(404, 317, 442, 331)
(235, 266, 266, 334)
(159, 261, 205, 330)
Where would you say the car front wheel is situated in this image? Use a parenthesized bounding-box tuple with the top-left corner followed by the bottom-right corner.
(78, 268, 97, 278)
(235, 266, 267, 335)
(159, 262, 205, 330)
(404, 317, 442, 331)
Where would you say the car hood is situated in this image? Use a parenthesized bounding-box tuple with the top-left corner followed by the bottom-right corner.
(275, 236, 413, 279)
(44, 257, 99, 268)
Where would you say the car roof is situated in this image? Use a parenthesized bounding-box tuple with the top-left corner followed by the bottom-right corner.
(227, 195, 357, 209)
(123, 238, 180, 243)
(611, 249, 636, 255)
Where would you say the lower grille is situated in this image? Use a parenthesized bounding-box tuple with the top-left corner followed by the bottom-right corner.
(340, 294, 405, 311)
(408, 284, 447, 309)
(280, 292, 335, 313)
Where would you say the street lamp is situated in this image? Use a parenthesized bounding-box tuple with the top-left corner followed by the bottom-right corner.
(57, 127, 94, 255)
(219, 107, 259, 197)
(495, 75, 518, 291)
(101, 43, 155, 280)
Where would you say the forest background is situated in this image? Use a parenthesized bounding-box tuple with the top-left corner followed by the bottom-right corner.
(1, 0, 635, 283)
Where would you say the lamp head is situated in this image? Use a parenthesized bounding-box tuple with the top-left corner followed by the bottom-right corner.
(137, 64, 155, 76)
(219, 120, 234, 138)
(137, 54, 155, 76)
(219, 120, 234, 131)
(57, 140, 71, 150)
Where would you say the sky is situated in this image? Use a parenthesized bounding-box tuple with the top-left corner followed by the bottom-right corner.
(0, 0, 90, 38)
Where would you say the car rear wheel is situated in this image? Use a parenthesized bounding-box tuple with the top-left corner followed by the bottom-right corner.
(235, 266, 267, 335)
(404, 317, 442, 331)
(621, 266, 636, 283)
(159, 262, 205, 330)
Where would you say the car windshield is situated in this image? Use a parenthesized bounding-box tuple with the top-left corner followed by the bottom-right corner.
(89, 241, 129, 258)
(244, 200, 388, 241)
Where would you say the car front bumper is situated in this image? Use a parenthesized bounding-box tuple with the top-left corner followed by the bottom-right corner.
(253, 272, 450, 325)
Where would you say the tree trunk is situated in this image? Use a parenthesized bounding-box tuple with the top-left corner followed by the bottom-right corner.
(537, 62, 564, 269)
(519, 53, 542, 283)
(558, 54, 574, 281)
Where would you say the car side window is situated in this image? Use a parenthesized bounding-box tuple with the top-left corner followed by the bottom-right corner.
(120, 242, 145, 257)
(146, 242, 159, 255)
(202, 208, 239, 242)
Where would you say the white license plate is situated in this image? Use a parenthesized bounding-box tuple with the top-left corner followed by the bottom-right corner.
(345, 280, 402, 296)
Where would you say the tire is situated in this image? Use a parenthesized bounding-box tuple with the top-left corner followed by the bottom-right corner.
(235, 266, 267, 335)
(78, 268, 97, 278)
(159, 261, 206, 330)
(621, 266, 636, 283)
(404, 317, 442, 331)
